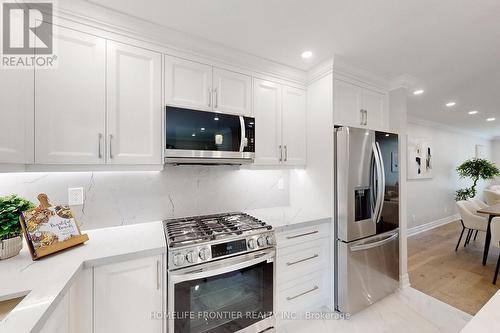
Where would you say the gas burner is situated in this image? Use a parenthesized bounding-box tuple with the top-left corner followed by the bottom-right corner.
(163, 212, 272, 248)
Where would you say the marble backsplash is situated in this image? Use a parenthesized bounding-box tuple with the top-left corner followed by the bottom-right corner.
(0, 166, 289, 230)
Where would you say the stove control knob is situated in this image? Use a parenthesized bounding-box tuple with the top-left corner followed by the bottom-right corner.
(247, 239, 256, 250)
(199, 248, 210, 261)
(266, 236, 274, 245)
(185, 251, 196, 263)
(173, 253, 185, 266)
(257, 237, 265, 247)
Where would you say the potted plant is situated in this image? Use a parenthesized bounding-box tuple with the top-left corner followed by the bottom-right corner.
(0, 195, 35, 259)
(455, 158, 500, 201)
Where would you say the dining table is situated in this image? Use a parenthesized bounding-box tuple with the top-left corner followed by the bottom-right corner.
(477, 203, 500, 265)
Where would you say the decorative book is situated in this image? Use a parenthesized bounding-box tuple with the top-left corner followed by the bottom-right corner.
(19, 193, 89, 260)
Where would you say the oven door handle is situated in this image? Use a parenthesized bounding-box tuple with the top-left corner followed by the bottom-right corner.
(170, 249, 275, 283)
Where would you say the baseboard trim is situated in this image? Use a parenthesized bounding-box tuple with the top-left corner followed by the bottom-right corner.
(407, 214, 460, 237)
(399, 273, 411, 289)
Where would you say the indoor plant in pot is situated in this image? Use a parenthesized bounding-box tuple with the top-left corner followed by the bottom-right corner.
(0, 195, 34, 259)
(455, 158, 500, 201)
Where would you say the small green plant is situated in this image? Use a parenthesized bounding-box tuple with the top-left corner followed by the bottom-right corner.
(0, 195, 35, 240)
(455, 158, 500, 201)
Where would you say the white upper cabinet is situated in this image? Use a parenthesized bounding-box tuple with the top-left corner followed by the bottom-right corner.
(253, 79, 283, 165)
(106, 41, 162, 165)
(212, 68, 252, 116)
(165, 56, 212, 111)
(362, 87, 387, 131)
(282, 86, 307, 165)
(0, 70, 33, 164)
(333, 78, 362, 126)
(94, 255, 163, 333)
(254, 79, 306, 166)
(35, 26, 106, 164)
(333, 77, 388, 131)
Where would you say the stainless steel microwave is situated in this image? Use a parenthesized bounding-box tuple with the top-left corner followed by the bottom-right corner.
(165, 106, 255, 164)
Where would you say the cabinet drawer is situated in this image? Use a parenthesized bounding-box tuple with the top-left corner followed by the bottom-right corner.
(277, 239, 329, 285)
(276, 270, 329, 314)
(276, 222, 330, 248)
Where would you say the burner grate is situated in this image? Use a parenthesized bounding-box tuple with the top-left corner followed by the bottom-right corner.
(163, 212, 271, 247)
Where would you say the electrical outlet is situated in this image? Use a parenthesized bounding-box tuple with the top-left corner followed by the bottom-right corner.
(68, 187, 84, 205)
(277, 177, 284, 190)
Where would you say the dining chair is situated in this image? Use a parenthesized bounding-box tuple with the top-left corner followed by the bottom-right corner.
(467, 197, 490, 241)
(484, 189, 500, 206)
(455, 201, 488, 251)
(490, 217, 500, 284)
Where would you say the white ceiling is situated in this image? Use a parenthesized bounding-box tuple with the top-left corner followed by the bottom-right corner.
(90, 0, 500, 138)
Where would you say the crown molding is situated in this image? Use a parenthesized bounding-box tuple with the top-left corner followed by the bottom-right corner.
(390, 74, 419, 91)
(407, 115, 494, 141)
(54, 0, 307, 84)
(331, 55, 390, 90)
(306, 57, 334, 84)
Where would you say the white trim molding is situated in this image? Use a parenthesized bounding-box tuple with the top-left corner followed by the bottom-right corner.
(407, 214, 460, 237)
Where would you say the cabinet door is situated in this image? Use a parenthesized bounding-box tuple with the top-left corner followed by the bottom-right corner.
(253, 79, 282, 165)
(35, 26, 106, 164)
(333, 78, 362, 127)
(212, 68, 252, 116)
(165, 55, 212, 111)
(362, 88, 387, 130)
(107, 41, 162, 165)
(0, 70, 33, 164)
(94, 255, 163, 333)
(282, 86, 306, 165)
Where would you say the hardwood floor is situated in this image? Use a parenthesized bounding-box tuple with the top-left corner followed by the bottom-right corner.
(408, 220, 500, 315)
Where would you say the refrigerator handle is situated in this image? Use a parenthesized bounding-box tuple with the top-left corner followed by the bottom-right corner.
(350, 232, 398, 252)
(372, 142, 383, 224)
(375, 142, 386, 223)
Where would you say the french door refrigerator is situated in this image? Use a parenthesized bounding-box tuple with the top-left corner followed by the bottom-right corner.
(334, 126, 399, 314)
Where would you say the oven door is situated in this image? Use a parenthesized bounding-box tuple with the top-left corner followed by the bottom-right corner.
(165, 106, 255, 163)
(168, 249, 275, 333)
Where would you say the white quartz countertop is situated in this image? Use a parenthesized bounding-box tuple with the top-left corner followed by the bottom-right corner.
(246, 206, 332, 230)
(461, 290, 500, 332)
(0, 221, 166, 333)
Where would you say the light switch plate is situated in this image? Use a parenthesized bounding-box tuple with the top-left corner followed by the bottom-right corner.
(277, 177, 284, 190)
(68, 187, 84, 205)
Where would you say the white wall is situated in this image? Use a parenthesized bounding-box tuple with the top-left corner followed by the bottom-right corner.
(492, 139, 500, 184)
(0, 166, 289, 230)
(406, 120, 492, 229)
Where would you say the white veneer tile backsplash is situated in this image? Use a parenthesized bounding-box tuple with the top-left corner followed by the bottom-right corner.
(0, 166, 289, 230)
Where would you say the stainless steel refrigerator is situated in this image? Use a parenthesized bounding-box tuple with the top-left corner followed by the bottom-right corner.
(334, 126, 399, 314)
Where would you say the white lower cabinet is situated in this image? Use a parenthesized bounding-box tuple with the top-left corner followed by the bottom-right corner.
(39, 292, 70, 333)
(94, 255, 163, 333)
(275, 222, 332, 319)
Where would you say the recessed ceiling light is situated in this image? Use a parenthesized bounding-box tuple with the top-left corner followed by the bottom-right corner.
(385, 134, 390, 137)
(214, 117, 219, 121)
(446, 101, 456, 107)
(468, 110, 478, 115)
(301, 51, 313, 59)
(486, 117, 496, 122)
(413, 89, 424, 95)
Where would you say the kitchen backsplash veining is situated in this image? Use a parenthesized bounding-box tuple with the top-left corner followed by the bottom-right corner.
(0, 166, 289, 230)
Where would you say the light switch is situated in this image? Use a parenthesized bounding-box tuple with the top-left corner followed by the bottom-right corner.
(68, 187, 84, 205)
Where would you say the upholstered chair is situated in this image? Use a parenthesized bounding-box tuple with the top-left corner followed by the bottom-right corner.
(455, 201, 488, 251)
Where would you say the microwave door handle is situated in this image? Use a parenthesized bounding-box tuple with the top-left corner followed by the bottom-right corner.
(239, 116, 246, 152)
(169, 250, 275, 283)
(372, 142, 383, 224)
(375, 142, 386, 223)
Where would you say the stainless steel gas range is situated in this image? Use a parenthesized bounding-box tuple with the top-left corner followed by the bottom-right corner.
(163, 212, 276, 333)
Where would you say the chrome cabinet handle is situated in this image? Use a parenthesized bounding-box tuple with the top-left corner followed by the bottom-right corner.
(279, 145, 283, 162)
(109, 134, 113, 159)
(156, 260, 161, 290)
(98, 133, 103, 159)
(364, 109, 368, 125)
(214, 88, 218, 109)
(286, 286, 319, 301)
(286, 230, 318, 239)
(286, 254, 319, 266)
(360, 109, 364, 125)
(284, 145, 288, 162)
(208, 89, 212, 107)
